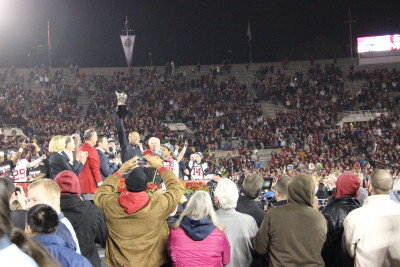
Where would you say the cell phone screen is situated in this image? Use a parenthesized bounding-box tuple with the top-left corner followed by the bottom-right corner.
(318, 199, 327, 207)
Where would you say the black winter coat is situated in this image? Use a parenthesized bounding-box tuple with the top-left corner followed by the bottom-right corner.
(60, 195, 109, 267)
(321, 197, 360, 267)
(236, 195, 265, 227)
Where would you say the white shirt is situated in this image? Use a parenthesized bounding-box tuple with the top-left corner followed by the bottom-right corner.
(61, 216, 81, 254)
(343, 195, 400, 267)
(0, 244, 38, 267)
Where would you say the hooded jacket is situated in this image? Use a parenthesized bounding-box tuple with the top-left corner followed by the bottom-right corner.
(94, 167, 184, 267)
(255, 174, 327, 267)
(56, 170, 108, 267)
(321, 174, 361, 267)
(168, 216, 230, 267)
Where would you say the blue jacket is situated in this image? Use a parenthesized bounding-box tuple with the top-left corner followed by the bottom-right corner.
(34, 234, 93, 267)
(58, 213, 78, 252)
(96, 148, 118, 181)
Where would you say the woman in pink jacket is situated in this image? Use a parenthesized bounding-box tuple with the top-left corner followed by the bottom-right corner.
(167, 190, 230, 267)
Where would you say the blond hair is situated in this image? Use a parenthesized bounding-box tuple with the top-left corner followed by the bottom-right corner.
(172, 190, 223, 231)
(28, 179, 60, 198)
(48, 135, 66, 153)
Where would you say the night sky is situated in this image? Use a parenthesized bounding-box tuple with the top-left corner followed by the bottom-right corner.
(0, 0, 399, 68)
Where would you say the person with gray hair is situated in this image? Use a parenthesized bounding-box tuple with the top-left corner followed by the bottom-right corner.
(343, 169, 400, 267)
(168, 190, 230, 266)
(79, 129, 101, 200)
(236, 173, 265, 227)
(215, 178, 258, 267)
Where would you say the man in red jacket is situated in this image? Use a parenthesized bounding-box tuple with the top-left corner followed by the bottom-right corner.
(79, 129, 101, 200)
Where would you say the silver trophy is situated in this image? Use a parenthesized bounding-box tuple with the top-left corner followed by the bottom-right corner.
(116, 91, 127, 106)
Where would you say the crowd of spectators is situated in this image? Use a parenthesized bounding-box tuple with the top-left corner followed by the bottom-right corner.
(1, 61, 400, 179)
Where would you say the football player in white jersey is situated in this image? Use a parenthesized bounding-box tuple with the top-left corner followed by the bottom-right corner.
(13, 154, 46, 182)
(188, 152, 209, 180)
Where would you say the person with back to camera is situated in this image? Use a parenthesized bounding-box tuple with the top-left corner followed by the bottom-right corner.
(214, 178, 258, 267)
(255, 174, 327, 267)
(343, 169, 400, 267)
(0, 179, 60, 267)
(168, 190, 231, 266)
(320, 174, 361, 267)
(25, 204, 92, 267)
(94, 155, 184, 267)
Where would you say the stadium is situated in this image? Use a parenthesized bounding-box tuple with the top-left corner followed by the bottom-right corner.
(0, 1, 399, 267)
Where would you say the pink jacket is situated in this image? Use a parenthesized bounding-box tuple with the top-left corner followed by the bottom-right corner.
(168, 227, 230, 267)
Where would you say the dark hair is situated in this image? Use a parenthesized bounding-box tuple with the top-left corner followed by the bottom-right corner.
(26, 204, 59, 234)
(0, 184, 60, 267)
(96, 135, 107, 146)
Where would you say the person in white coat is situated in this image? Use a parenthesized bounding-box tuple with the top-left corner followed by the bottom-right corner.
(343, 169, 400, 267)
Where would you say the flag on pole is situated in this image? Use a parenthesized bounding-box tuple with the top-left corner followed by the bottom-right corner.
(120, 17, 135, 67)
(247, 20, 252, 42)
(47, 21, 52, 50)
(120, 35, 135, 67)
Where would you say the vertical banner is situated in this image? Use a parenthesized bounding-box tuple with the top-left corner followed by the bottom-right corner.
(120, 35, 135, 67)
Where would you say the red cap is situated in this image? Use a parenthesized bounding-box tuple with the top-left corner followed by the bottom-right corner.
(335, 174, 360, 198)
(54, 170, 81, 196)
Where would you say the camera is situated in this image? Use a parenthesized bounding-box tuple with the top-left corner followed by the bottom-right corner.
(318, 199, 327, 207)
(262, 177, 273, 191)
(138, 157, 148, 166)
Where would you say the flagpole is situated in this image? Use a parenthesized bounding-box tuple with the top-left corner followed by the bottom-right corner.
(247, 20, 253, 63)
(125, 16, 130, 68)
(249, 39, 252, 64)
(48, 21, 51, 69)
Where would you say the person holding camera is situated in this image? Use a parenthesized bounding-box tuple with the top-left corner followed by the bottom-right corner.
(94, 155, 184, 267)
(236, 173, 265, 227)
(96, 136, 121, 181)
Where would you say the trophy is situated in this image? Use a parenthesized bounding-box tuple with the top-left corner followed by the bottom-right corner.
(116, 91, 127, 106)
(116, 91, 128, 118)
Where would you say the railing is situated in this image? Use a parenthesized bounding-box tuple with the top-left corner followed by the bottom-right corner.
(340, 109, 388, 118)
(1, 124, 17, 129)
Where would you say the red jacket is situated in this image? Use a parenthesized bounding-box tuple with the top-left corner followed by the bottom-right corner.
(168, 227, 230, 267)
(79, 142, 101, 193)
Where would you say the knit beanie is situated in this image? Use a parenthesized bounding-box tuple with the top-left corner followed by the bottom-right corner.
(125, 168, 148, 192)
(54, 170, 81, 196)
(335, 174, 360, 198)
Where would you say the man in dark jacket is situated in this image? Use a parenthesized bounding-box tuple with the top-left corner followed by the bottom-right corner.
(255, 174, 327, 267)
(116, 104, 143, 163)
(272, 176, 291, 207)
(236, 173, 265, 227)
(207, 170, 223, 209)
(321, 174, 360, 267)
(55, 170, 108, 267)
(26, 204, 92, 267)
(96, 136, 120, 181)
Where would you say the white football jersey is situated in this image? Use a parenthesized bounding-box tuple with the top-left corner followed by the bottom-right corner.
(188, 161, 208, 180)
(13, 159, 28, 182)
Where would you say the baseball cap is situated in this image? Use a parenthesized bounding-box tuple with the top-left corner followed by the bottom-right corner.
(215, 171, 222, 177)
(152, 150, 166, 160)
(195, 152, 203, 158)
(161, 143, 174, 154)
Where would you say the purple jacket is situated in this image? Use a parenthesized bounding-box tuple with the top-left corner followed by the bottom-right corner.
(168, 217, 230, 267)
